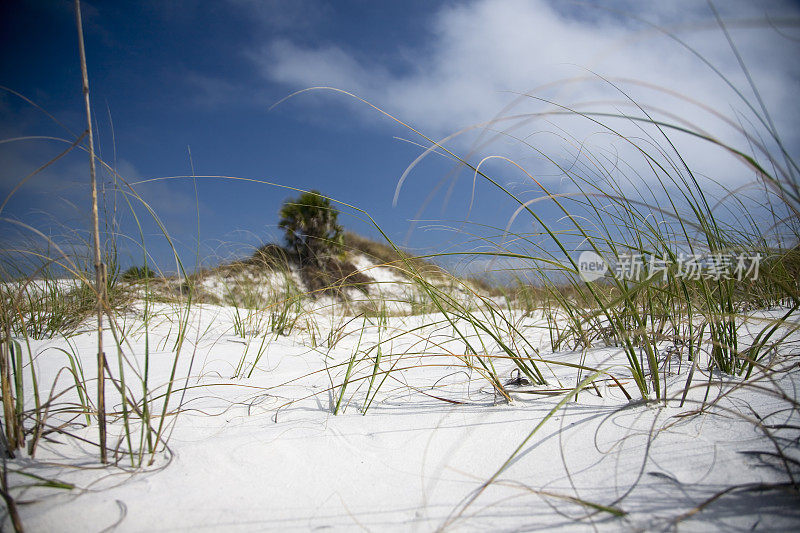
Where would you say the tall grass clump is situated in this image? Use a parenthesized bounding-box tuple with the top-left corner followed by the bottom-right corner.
(403, 121, 799, 400)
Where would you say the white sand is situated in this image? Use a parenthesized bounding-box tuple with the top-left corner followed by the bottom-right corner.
(6, 292, 800, 532)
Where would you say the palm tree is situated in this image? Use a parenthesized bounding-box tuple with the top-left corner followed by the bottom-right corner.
(278, 190, 343, 265)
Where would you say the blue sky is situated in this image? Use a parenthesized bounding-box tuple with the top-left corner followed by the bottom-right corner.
(1, 0, 799, 277)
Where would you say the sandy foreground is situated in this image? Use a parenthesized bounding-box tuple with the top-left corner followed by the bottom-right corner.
(8, 299, 800, 532)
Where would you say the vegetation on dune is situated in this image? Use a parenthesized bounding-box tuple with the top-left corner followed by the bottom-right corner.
(240, 229, 449, 299)
(121, 265, 156, 282)
(342, 231, 449, 281)
(0, 278, 97, 339)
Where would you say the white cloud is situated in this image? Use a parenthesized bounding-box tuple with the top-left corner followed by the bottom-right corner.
(264, 39, 391, 92)
(252, 0, 800, 198)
